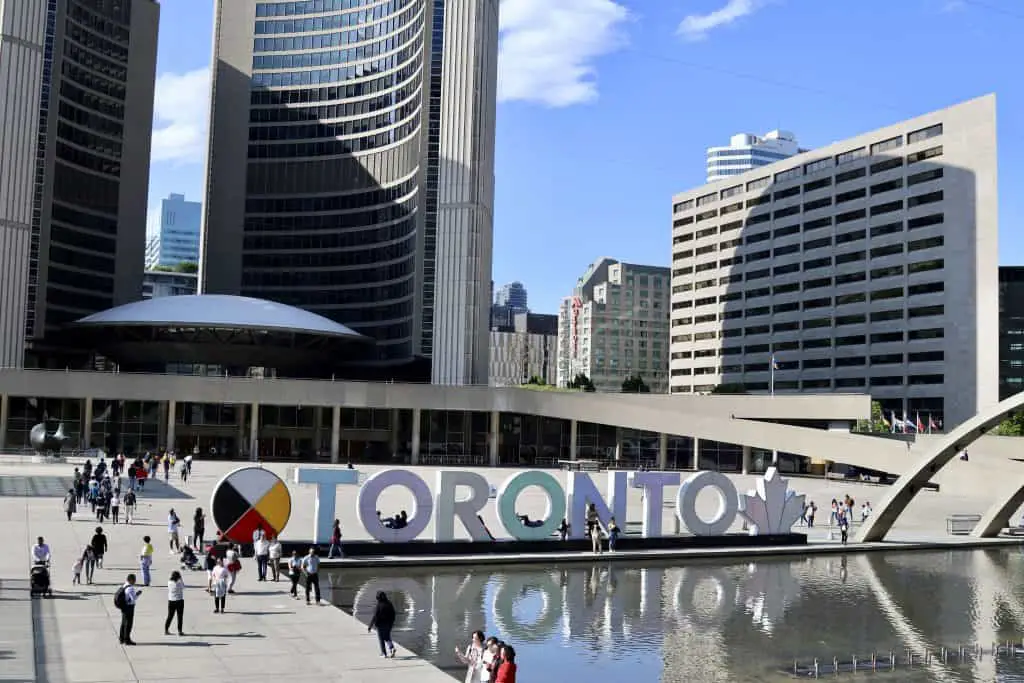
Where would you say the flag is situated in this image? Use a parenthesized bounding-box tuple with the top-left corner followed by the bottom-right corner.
(771, 354, 779, 370)
(928, 415, 938, 433)
(916, 412, 925, 433)
(902, 413, 917, 432)
(881, 413, 891, 430)
(890, 410, 900, 433)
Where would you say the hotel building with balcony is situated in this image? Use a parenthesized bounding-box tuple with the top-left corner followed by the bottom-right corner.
(669, 95, 998, 429)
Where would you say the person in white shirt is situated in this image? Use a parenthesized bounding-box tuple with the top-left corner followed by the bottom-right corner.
(254, 534, 270, 582)
(224, 544, 239, 593)
(110, 489, 121, 525)
(211, 559, 229, 613)
(164, 570, 185, 636)
(32, 537, 51, 564)
(268, 537, 283, 582)
(167, 509, 181, 553)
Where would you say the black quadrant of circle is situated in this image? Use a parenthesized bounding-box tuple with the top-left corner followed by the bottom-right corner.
(212, 480, 253, 533)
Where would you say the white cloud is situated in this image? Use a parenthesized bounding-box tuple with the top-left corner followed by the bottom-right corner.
(498, 0, 629, 107)
(677, 0, 765, 41)
(151, 68, 210, 165)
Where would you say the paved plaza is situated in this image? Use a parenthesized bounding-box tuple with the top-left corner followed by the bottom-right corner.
(1, 453, 1021, 682)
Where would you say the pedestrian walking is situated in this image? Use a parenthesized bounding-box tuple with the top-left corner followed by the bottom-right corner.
(164, 570, 186, 636)
(82, 545, 97, 584)
(140, 535, 154, 586)
(90, 526, 108, 569)
(123, 489, 136, 524)
(114, 574, 142, 645)
(162, 456, 170, 482)
(254, 532, 270, 581)
(180, 458, 188, 482)
(110, 488, 121, 524)
(167, 509, 181, 553)
(368, 591, 397, 658)
(301, 547, 321, 605)
(268, 536, 282, 581)
(211, 559, 229, 613)
(287, 550, 302, 598)
(193, 508, 205, 550)
(63, 488, 76, 521)
(72, 554, 83, 585)
(204, 546, 217, 592)
(185, 453, 193, 476)
(838, 510, 850, 546)
(328, 519, 343, 558)
(225, 544, 241, 593)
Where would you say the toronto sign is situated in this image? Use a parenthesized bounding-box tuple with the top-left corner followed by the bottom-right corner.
(293, 466, 805, 544)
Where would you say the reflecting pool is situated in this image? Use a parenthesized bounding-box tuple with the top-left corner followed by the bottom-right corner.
(325, 548, 1024, 682)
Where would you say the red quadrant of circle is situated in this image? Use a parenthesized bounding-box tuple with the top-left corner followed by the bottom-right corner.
(223, 505, 272, 544)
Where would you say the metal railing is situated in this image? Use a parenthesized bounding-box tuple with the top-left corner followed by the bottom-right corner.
(787, 642, 1024, 678)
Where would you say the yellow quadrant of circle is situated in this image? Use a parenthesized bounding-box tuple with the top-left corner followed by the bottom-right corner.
(253, 480, 291, 534)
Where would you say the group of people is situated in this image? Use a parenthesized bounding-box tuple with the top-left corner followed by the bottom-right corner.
(65, 462, 137, 525)
(453, 630, 519, 683)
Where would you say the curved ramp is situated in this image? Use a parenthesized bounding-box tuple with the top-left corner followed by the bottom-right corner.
(859, 392, 1024, 542)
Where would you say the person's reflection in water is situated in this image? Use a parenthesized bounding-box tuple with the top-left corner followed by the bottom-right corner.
(840, 555, 848, 584)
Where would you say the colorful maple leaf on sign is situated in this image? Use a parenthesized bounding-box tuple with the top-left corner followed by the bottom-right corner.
(738, 467, 805, 536)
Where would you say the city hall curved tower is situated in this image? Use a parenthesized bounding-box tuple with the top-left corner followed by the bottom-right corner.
(202, 0, 497, 383)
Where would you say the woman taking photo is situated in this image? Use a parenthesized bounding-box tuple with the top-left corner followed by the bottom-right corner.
(165, 570, 185, 636)
(455, 630, 486, 683)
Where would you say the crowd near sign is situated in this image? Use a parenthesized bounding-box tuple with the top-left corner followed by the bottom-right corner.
(293, 466, 806, 544)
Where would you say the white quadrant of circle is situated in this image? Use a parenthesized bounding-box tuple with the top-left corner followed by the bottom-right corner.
(227, 467, 281, 507)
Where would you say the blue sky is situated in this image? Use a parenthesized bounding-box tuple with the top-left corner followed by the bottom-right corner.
(147, 0, 1023, 314)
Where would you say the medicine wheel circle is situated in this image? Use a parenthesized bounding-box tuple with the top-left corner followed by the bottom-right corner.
(210, 467, 292, 543)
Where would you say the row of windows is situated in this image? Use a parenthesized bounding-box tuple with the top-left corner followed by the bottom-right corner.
(244, 207, 414, 232)
(68, 1, 129, 42)
(243, 222, 414, 251)
(674, 136, 945, 216)
(251, 43, 418, 87)
(256, 0, 398, 17)
(252, 19, 420, 70)
(55, 141, 120, 176)
(64, 37, 127, 81)
(706, 149, 793, 160)
(251, 60, 419, 106)
(674, 152, 945, 222)
(254, 3, 416, 52)
(671, 325, 944, 345)
(57, 121, 122, 158)
(58, 100, 123, 138)
(673, 379, 942, 392)
(248, 98, 417, 141)
(674, 345, 944, 363)
(255, 0, 408, 33)
(674, 212, 945, 253)
(250, 82, 418, 123)
(672, 293, 944, 327)
(240, 258, 415, 285)
(64, 17, 127, 62)
(61, 61, 125, 101)
(51, 201, 118, 236)
(247, 118, 416, 157)
(245, 177, 415, 213)
(60, 80, 124, 120)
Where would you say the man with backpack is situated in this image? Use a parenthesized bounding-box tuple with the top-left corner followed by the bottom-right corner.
(114, 574, 142, 645)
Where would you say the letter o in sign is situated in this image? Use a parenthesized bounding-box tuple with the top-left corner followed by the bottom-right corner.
(675, 471, 739, 536)
(496, 471, 565, 541)
(357, 469, 433, 543)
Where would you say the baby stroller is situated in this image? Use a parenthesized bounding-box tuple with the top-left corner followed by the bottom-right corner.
(30, 561, 52, 598)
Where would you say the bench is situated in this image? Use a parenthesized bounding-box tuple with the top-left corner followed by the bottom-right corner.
(946, 514, 982, 535)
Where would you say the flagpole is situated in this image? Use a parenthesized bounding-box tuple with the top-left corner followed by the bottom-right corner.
(770, 354, 775, 397)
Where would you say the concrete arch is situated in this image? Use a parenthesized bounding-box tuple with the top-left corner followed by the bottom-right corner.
(973, 486, 1024, 537)
(859, 392, 1024, 542)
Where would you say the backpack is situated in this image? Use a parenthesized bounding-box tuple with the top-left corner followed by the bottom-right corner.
(113, 585, 127, 610)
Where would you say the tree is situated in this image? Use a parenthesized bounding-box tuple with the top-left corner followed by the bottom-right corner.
(175, 261, 199, 274)
(710, 383, 748, 395)
(854, 401, 889, 434)
(566, 373, 596, 392)
(525, 375, 546, 386)
(621, 374, 650, 393)
(994, 412, 1024, 436)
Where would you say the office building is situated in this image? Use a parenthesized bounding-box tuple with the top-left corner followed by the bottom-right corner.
(0, 0, 159, 368)
(557, 258, 670, 393)
(669, 95, 998, 429)
(145, 193, 202, 269)
(201, 0, 499, 385)
(706, 130, 800, 182)
(142, 270, 199, 299)
(999, 266, 1024, 400)
(489, 312, 557, 387)
(494, 281, 528, 311)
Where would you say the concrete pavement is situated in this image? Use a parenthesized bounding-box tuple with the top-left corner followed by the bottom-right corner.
(0, 460, 453, 683)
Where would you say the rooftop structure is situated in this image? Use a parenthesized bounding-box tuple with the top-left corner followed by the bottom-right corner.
(706, 130, 801, 182)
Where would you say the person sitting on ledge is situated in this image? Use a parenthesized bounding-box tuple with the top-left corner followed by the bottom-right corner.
(392, 511, 408, 529)
(557, 518, 570, 540)
(517, 514, 544, 529)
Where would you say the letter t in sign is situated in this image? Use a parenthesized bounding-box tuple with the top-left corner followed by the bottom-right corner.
(295, 467, 360, 544)
(632, 472, 681, 538)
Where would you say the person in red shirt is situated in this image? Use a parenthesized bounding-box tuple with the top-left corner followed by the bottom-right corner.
(495, 645, 517, 683)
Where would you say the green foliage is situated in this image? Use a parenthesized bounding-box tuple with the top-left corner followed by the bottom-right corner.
(994, 412, 1024, 436)
(710, 383, 748, 395)
(854, 401, 889, 434)
(566, 373, 596, 392)
(175, 261, 199, 274)
(525, 375, 546, 386)
(621, 374, 650, 393)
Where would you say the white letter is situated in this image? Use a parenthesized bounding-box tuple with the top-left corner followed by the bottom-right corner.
(357, 469, 433, 542)
(295, 467, 360, 544)
(675, 471, 739, 536)
(632, 471, 681, 538)
(434, 470, 491, 542)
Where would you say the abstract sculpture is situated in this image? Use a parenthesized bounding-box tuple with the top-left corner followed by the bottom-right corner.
(30, 423, 71, 454)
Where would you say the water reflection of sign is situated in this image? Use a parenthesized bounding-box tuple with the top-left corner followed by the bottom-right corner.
(347, 561, 803, 647)
(296, 466, 805, 544)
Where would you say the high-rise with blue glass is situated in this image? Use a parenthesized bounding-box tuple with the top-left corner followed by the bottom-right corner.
(201, 0, 498, 384)
(145, 193, 202, 268)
